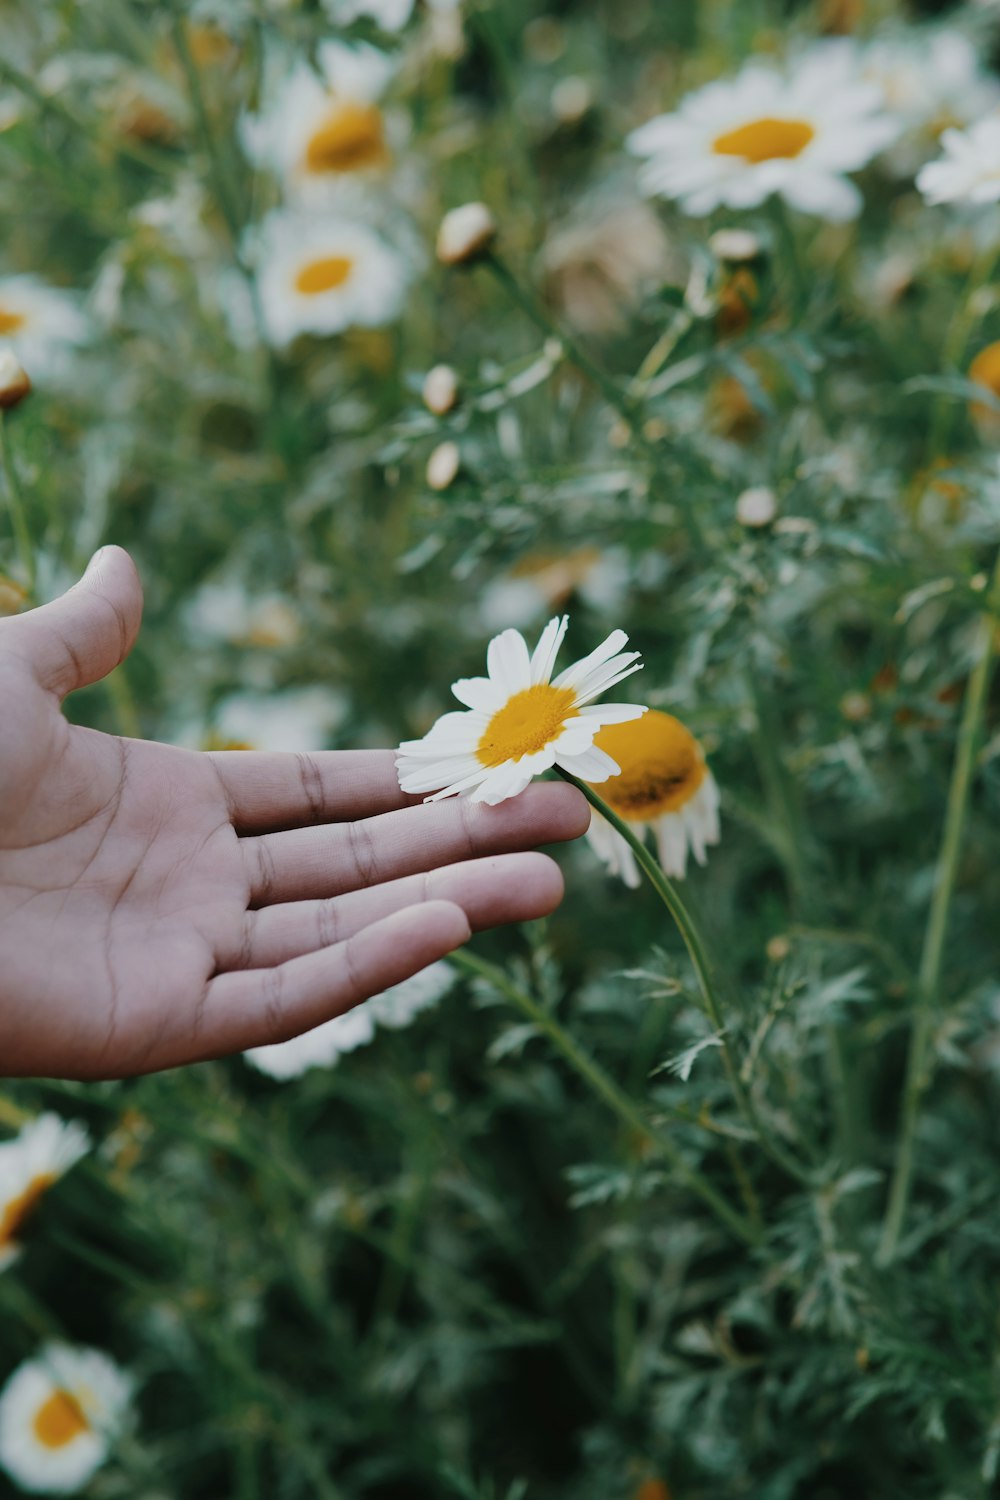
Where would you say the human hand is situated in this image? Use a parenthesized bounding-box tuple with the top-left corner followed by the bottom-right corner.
(0, 549, 589, 1079)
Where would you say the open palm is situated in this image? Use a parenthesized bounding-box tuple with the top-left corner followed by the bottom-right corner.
(0, 548, 587, 1079)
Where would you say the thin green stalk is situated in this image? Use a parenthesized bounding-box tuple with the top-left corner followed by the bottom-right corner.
(0, 410, 35, 594)
(170, 18, 245, 249)
(482, 253, 708, 552)
(450, 948, 759, 1246)
(929, 241, 1000, 460)
(877, 553, 1000, 1265)
(558, 770, 815, 1188)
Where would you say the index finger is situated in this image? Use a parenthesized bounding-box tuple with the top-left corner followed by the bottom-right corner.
(209, 749, 416, 834)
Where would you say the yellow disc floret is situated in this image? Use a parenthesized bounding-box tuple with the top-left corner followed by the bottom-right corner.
(591, 709, 705, 819)
(295, 257, 355, 296)
(32, 1390, 90, 1450)
(476, 684, 578, 768)
(712, 116, 815, 163)
(304, 102, 386, 174)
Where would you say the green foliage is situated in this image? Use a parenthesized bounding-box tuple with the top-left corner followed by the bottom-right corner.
(5, 0, 1000, 1495)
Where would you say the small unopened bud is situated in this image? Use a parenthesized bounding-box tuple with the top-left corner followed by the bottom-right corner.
(766, 934, 791, 963)
(426, 440, 461, 490)
(710, 228, 762, 264)
(422, 363, 459, 416)
(436, 203, 497, 266)
(840, 691, 872, 724)
(0, 348, 30, 410)
(551, 75, 591, 124)
(736, 485, 777, 528)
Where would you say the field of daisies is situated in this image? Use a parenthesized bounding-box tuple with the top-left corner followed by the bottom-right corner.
(8, 0, 1000, 1493)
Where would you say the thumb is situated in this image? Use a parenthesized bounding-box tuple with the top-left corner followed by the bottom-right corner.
(10, 546, 143, 699)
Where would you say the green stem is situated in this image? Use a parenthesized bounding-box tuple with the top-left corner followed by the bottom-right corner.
(170, 18, 245, 248)
(877, 552, 1000, 1264)
(450, 948, 759, 1246)
(482, 253, 708, 552)
(929, 241, 1000, 460)
(559, 770, 815, 1188)
(0, 410, 35, 593)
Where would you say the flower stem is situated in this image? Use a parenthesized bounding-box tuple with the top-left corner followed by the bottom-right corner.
(877, 552, 1000, 1265)
(558, 769, 815, 1187)
(0, 409, 35, 594)
(482, 253, 708, 552)
(449, 948, 759, 1246)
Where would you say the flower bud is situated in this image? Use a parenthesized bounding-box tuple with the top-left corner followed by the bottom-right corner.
(422, 364, 459, 416)
(736, 485, 777, 528)
(709, 228, 762, 264)
(426, 440, 461, 490)
(0, 347, 30, 410)
(436, 203, 497, 266)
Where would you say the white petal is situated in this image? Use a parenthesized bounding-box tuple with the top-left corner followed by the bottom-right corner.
(529, 615, 568, 684)
(558, 745, 621, 781)
(486, 628, 532, 695)
(577, 702, 648, 724)
(552, 628, 630, 691)
(571, 659, 645, 705)
(451, 676, 502, 712)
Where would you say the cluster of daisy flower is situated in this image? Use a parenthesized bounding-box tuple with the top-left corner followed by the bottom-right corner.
(627, 30, 1000, 222)
(241, 37, 416, 347)
(0, 1116, 132, 1493)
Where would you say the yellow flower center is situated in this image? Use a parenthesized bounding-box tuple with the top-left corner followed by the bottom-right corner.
(591, 710, 705, 819)
(0, 307, 26, 334)
(0, 1173, 57, 1247)
(712, 116, 815, 163)
(304, 101, 386, 174)
(294, 257, 355, 296)
(32, 1390, 90, 1450)
(476, 684, 578, 767)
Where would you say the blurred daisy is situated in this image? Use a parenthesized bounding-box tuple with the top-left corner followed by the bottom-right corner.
(0, 276, 89, 380)
(0, 1343, 131, 1495)
(584, 710, 720, 886)
(324, 0, 415, 29)
(244, 963, 454, 1078)
(917, 117, 1000, 206)
(396, 616, 647, 806)
(968, 340, 1000, 438)
(861, 32, 1000, 158)
(628, 44, 896, 221)
(242, 42, 393, 201)
(254, 210, 410, 347)
(0, 1115, 90, 1273)
(211, 687, 348, 753)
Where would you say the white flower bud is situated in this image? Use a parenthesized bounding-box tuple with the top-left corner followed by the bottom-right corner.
(736, 485, 778, 528)
(426, 440, 461, 490)
(0, 347, 30, 410)
(436, 203, 497, 266)
(709, 228, 762, 264)
(422, 364, 459, 415)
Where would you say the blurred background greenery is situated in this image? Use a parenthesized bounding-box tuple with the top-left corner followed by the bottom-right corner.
(6, 0, 1000, 1494)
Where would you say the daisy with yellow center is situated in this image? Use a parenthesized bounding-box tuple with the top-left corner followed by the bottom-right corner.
(396, 616, 647, 806)
(628, 43, 896, 221)
(254, 209, 411, 347)
(0, 1344, 132, 1494)
(241, 43, 393, 203)
(0, 276, 89, 381)
(584, 711, 720, 886)
(0, 1115, 90, 1273)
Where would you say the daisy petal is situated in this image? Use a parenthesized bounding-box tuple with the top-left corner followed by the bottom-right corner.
(486, 628, 532, 695)
(529, 615, 569, 684)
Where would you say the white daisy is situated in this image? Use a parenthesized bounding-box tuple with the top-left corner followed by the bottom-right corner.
(254, 210, 411, 347)
(211, 687, 348, 753)
(0, 1115, 90, 1273)
(241, 42, 393, 202)
(396, 615, 647, 807)
(368, 961, 455, 1028)
(323, 0, 415, 30)
(917, 116, 1000, 206)
(583, 711, 720, 886)
(0, 276, 89, 381)
(244, 963, 454, 1078)
(628, 43, 897, 221)
(0, 1343, 132, 1495)
(861, 31, 1000, 158)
